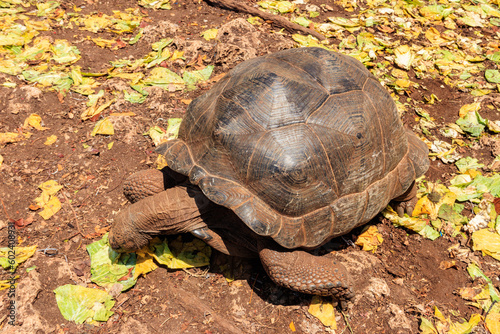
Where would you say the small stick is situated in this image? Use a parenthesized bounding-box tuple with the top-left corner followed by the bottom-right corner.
(248, 273, 258, 304)
(61, 190, 83, 237)
(0, 197, 10, 220)
(205, 0, 326, 40)
(341, 309, 354, 334)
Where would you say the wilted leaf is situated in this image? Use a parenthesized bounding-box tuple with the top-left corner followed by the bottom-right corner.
(0, 132, 24, 146)
(455, 157, 484, 173)
(44, 135, 57, 145)
(425, 27, 448, 45)
(0, 245, 37, 271)
(150, 237, 211, 269)
(200, 28, 218, 41)
(355, 225, 383, 252)
(466, 262, 500, 303)
(54, 284, 115, 324)
(0, 277, 18, 291)
(292, 16, 312, 27)
(292, 34, 325, 48)
(87, 234, 138, 291)
(394, 45, 415, 70)
(259, 0, 295, 13)
(183, 65, 214, 90)
(456, 110, 486, 137)
(420, 317, 438, 334)
(382, 206, 440, 240)
(486, 69, 500, 84)
(38, 195, 61, 220)
(133, 250, 158, 279)
(138, 0, 171, 9)
(51, 40, 81, 64)
(33, 180, 63, 219)
(308, 296, 337, 328)
(419, 5, 453, 20)
(142, 67, 184, 91)
(81, 98, 116, 120)
(486, 312, 500, 334)
(471, 229, 500, 261)
(91, 117, 114, 136)
(23, 114, 48, 130)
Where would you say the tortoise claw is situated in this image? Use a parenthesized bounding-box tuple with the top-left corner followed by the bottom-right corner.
(191, 228, 213, 241)
(392, 196, 417, 217)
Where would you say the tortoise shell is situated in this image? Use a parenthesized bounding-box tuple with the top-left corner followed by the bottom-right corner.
(157, 47, 429, 249)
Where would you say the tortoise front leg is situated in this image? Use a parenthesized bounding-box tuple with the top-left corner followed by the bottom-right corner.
(258, 246, 355, 301)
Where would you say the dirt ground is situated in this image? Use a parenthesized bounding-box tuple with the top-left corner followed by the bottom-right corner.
(1, 0, 500, 333)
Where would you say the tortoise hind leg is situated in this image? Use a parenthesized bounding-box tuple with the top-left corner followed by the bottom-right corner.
(391, 180, 417, 217)
(258, 245, 355, 301)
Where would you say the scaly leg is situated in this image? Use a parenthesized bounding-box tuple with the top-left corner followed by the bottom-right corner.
(258, 244, 355, 301)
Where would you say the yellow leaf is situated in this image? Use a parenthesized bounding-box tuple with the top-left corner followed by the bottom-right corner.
(109, 112, 136, 117)
(459, 103, 481, 118)
(44, 135, 57, 145)
(107, 142, 114, 150)
(308, 296, 337, 328)
(39, 180, 63, 196)
(355, 225, 383, 252)
(0, 277, 18, 291)
(39, 195, 61, 220)
(201, 28, 218, 41)
(425, 27, 448, 45)
(155, 155, 168, 170)
(34, 180, 63, 220)
(471, 229, 500, 261)
(23, 114, 48, 130)
(413, 184, 456, 219)
(0, 246, 37, 271)
(91, 117, 114, 136)
(420, 317, 438, 334)
(0, 154, 3, 167)
(81, 98, 116, 120)
(486, 311, 500, 334)
(134, 249, 158, 279)
(449, 314, 482, 334)
(394, 45, 415, 70)
(170, 50, 184, 61)
(395, 79, 411, 88)
(434, 306, 446, 321)
(289, 320, 296, 332)
(92, 37, 116, 48)
(0, 132, 24, 146)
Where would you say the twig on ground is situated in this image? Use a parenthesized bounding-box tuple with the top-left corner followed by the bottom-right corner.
(0, 197, 10, 220)
(341, 309, 354, 334)
(61, 190, 83, 237)
(248, 273, 258, 304)
(204, 0, 326, 40)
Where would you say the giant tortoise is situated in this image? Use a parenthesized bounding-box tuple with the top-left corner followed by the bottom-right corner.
(109, 47, 429, 302)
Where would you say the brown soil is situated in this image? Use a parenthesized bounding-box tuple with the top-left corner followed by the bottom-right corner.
(1, 0, 499, 333)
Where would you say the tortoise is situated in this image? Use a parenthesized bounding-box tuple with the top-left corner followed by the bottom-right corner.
(109, 47, 429, 302)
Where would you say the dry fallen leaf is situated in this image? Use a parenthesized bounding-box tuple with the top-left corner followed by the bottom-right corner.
(308, 296, 337, 328)
(355, 225, 383, 252)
